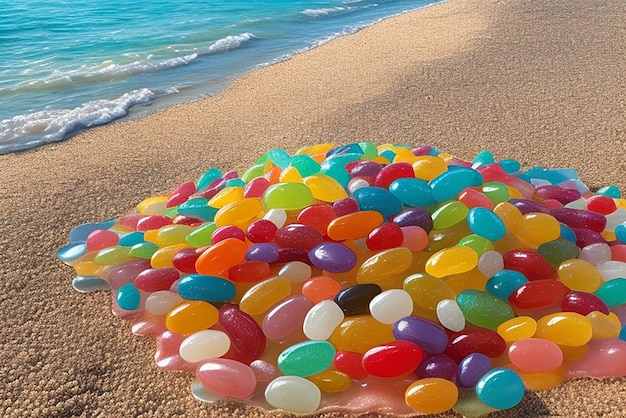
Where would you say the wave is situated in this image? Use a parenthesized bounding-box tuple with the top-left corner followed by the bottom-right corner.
(1, 33, 256, 96)
(300, 7, 355, 18)
(0, 88, 176, 154)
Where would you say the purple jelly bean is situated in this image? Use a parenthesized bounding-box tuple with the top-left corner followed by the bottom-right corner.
(393, 316, 448, 353)
(246, 243, 279, 263)
(457, 352, 492, 388)
(551, 208, 607, 233)
(308, 243, 357, 273)
(414, 353, 458, 381)
(391, 208, 434, 233)
(508, 198, 550, 214)
(333, 197, 360, 216)
(572, 228, 607, 248)
(350, 161, 382, 178)
(536, 185, 581, 204)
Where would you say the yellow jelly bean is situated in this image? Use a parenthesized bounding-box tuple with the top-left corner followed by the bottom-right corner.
(74, 260, 106, 276)
(405, 378, 459, 414)
(428, 223, 472, 253)
(144, 224, 195, 247)
(165, 300, 218, 335)
(214, 198, 263, 229)
(518, 370, 563, 391)
(557, 259, 604, 292)
(412, 156, 447, 181)
(506, 185, 524, 199)
(356, 247, 413, 284)
(444, 268, 488, 294)
(328, 315, 394, 353)
(137, 195, 168, 215)
(208, 187, 245, 208)
(425, 246, 478, 278)
(303, 174, 348, 203)
(493, 201, 523, 234)
(279, 166, 304, 183)
(308, 370, 351, 393)
(600, 229, 616, 242)
(403, 274, 456, 313)
(239, 277, 292, 316)
(391, 147, 418, 163)
(150, 243, 191, 268)
(326, 211, 384, 241)
(296, 143, 335, 155)
(535, 312, 592, 346)
(559, 344, 589, 362)
(586, 311, 621, 339)
(514, 212, 561, 248)
(497, 316, 537, 342)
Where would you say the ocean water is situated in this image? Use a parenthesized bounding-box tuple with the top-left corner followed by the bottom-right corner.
(0, 0, 439, 154)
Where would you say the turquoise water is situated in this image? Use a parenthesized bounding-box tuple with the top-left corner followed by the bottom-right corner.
(0, 0, 438, 154)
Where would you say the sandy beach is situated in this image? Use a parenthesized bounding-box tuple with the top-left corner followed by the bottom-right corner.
(1, 0, 625, 416)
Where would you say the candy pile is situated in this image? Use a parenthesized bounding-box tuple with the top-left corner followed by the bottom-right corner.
(58, 143, 626, 416)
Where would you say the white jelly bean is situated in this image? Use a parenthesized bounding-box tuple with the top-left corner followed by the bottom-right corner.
(263, 208, 287, 228)
(564, 197, 587, 209)
(605, 208, 626, 230)
(436, 299, 465, 332)
(278, 261, 312, 282)
(190, 380, 225, 403)
(265, 376, 321, 414)
(145, 290, 182, 316)
(477, 250, 504, 278)
(303, 299, 344, 340)
(179, 330, 231, 363)
(596, 260, 626, 281)
(579, 243, 612, 266)
(369, 289, 413, 324)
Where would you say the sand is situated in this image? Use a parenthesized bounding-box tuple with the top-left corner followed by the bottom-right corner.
(1, 0, 625, 416)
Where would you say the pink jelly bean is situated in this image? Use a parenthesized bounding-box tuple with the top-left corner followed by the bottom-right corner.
(117, 214, 147, 230)
(509, 338, 563, 372)
(212, 225, 246, 243)
(536, 185, 581, 204)
(172, 214, 205, 226)
(86, 229, 119, 252)
(333, 197, 360, 216)
(104, 259, 151, 290)
(457, 188, 495, 210)
(565, 338, 626, 378)
(197, 358, 257, 399)
(246, 219, 278, 243)
(167, 181, 196, 207)
(154, 330, 190, 371)
(262, 295, 314, 341)
(250, 359, 280, 382)
(400, 226, 429, 251)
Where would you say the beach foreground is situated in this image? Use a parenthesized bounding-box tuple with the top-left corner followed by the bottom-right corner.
(1, 0, 625, 416)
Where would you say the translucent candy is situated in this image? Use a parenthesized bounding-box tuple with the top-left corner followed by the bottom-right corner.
(405, 378, 459, 414)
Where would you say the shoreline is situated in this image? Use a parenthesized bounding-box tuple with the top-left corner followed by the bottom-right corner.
(1, 0, 625, 417)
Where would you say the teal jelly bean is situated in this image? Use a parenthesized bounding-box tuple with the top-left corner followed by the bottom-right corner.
(225, 178, 246, 188)
(380, 149, 396, 163)
(615, 224, 626, 244)
(278, 340, 336, 377)
(429, 167, 483, 203)
(117, 283, 140, 310)
(432, 201, 469, 230)
(486, 269, 528, 300)
(290, 155, 321, 177)
(178, 274, 236, 302)
(353, 186, 403, 219)
(129, 242, 158, 259)
(177, 198, 219, 221)
(267, 148, 292, 169)
(457, 290, 515, 330)
(186, 222, 217, 247)
(499, 159, 521, 174)
(560, 224, 576, 242)
(620, 325, 626, 341)
(476, 368, 525, 410)
(57, 241, 87, 263)
(388, 178, 436, 207)
(481, 182, 509, 205)
(537, 239, 580, 265)
(472, 150, 495, 166)
(596, 185, 622, 198)
(457, 234, 494, 256)
(594, 278, 626, 307)
(327, 143, 364, 157)
(118, 232, 144, 247)
(467, 207, 506, 241)
(196, 167, 223, 191)
(321, 153, 362, 186)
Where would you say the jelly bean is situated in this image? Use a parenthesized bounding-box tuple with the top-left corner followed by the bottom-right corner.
(485, 269, 528, 300)
(352, 186, 403, 219)
(509, 338, 563, 372)
(388, 178, 436, 207)
(195, 238, 247, 276)
(363, 340, 424, 377)
(278, 340, 335, 377)
(405, 377, 459, 414)
(211, 225, 245, 243)
(296, 204, 337, 235)
(503, 249, 557, 281)
(334, 284, 381, 316)
(594, 278, 626, 307)
(301, 276, 342, 304)
(392, 207, 433, 232)
(72, 275, 109, 293)
(481, 182, 510, 204)
(515, 212, 561, 247)
(263, 182, 314, 210)
(457, 353, 492, 388)
(171, 248, 200, 274)
(556, 258, 604, 292)
(227, 260, 269, 283)
(134, 268, 180, 292)
(429, 167, 483, 203)
(86, 229, 119, 252)
(476, 368, 525, 410)
(466, 207, 506, 241)
(329, 315, 394, 353)
(263, 295, 313, 341)
(596, 260, 626, 281)
(265, 376, 321, 414)
(572, 227, 606, 248)
(365, 222, 403, 250)
(308, 243, 357, 273)
(477, 250, 504, 278)
(509, 280, 570, 310)
(197, 359, 256, 399)
(333, 351, 367, 380)
(446, 328, 506, 363)
(326, 210, 384, 241)
(262, 208, 287, 228)
(393, 316, 448, 353)
(185, 222, 217, 247)
(95, 246, 133, 265)
(425, 246, 478, 278)
(277, 260, 312, 282)
(436, 299, 466, 332)
(561, 291, 610, 316)
(400, 225, 429, 251)
(431, 201, 469, 230)
(404, 274, 456, 314)
(412, 155, 447, 180)
(116, 283, 141, 311)
(587, 311, 622, 339)
(218, 303, 266, 364)
(565, 338, 626, 378)
(303, 299, 345, 341)
(276, 247, 309, 264)
(250, 359, 279, 383)
(307, 370, 351, 393)
(350, 160, 381, 178)
(357, 247, 413, 284)
(536, 185, 581, 204)
(497, 316, 537, 342)
(369, 289, 414, 324)
(177, 274, 236, 302)
(303, 174, 348, 202)
(167, 181, 196, 207)
(150, 243, 191, 268)
(178, 198, 218, 221)
(508, 198, 550, 215)
(103, 259, 151, 289)
(179, 330, 231, 363)
(535, 312, 592, 346)
(165, 300, 218, 335)
(457, 290, 514, 330)
(428, 223, 473, 252)
(551, 207, 607, 232)
(332, 198, 359, 218)
(586, 194, 617, 214)
(414, 353, 457, 381)
(145, 291, 183, 316)
(274, 224, 323, 252)
(457, 188, 495, 210)
(537, 238, 580, 265)
(373, 162, 415, 189)
(239, 277, 291, 316)
(245, 243, 279, 263)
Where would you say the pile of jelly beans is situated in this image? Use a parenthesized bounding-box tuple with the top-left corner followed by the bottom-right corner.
(58, 143, 626, 416)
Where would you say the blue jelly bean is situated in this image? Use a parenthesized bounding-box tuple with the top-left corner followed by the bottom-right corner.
(458, 353, 492, 388)
(267, 148, 292, 169)
(486, 269, 528, 300)
(467, 207, 506, 241)
(353, 187, 403, 219)
(380, 149, 396, 163)
(177, 198, 218, 221)
(118, 232, 144, 247)
(596, 185, 622, 198)
(392, 316, 448, 354)
(499, 159, 521, 174)
(72, 275, 109, 293)
(196, 167, 223, 191)
(476, 367, 525, 410)
(472, 150, 495, 166)
(290, 155, 321, 177)
(57, 241, 87, 263)
(619, 325, 626, 341)
(321, 154, 362, 187)
(177, 274, 236, 302)
(69, 219, 117, 243)
(326, 143, 364, 157)
(116, 283, 140, 311)
(429, 167, 483, 203)
(559, 223, 577, 242)
(388, 178, 436, 207)
(615, 224, 626, 244)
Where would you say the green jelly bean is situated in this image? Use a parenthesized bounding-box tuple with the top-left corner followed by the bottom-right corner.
(278, 340, 336, 377)
(129, 242, 158, 259)
(432, 201, 469, 230)
(594, 278, 626, 307)
(290, 155, 321, 177)
(95, 246, 132, 265)
(242, 162, 266, 183)
(263, 182, 314, 210)
(359, 141, 379, 159)
(186, 222, 217, 247)
(457, 289, 515, 330)
(537, 239, 580, 265)
(482, 182, 510, 204)
(457, 234, 494, 256)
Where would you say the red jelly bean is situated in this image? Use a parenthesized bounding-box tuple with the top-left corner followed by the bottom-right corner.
(551, 208, 607, 233)
(274, 224, 324, 252)
(536, 185, 581, 204)
(134, 268, 180, 292)
(167, 181, 196, 207)
(374, 162, 415, 189)
(334, 351, 368, 380)
(212, 225, 246, 243)
(301, 276, 342, 304)
(508, 280, 570, 310)
(585, 195, 617, 215)
(561, 291, 610, 315)
(445, 328, 506, 363)
(86, 229, 119, 252)
(172, 248, 201, 274)
(362, 340, 424, 378)
(503, 249, 558, 281)
(276, 247, 310, 264)
(136, 215, 172, 232)
(366, 222, 404, 251)
(243, 177, 270, 198)
(572, 227, 607, 248)
(333, 197, 359, 216)
(246, 219, 278, 243)
(172, 215, 205, 226)
(457, 188, 495, 210)
(297, 204, 337, 235)
(228, 260, 271, 283)
(219, 303, 267, 365)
